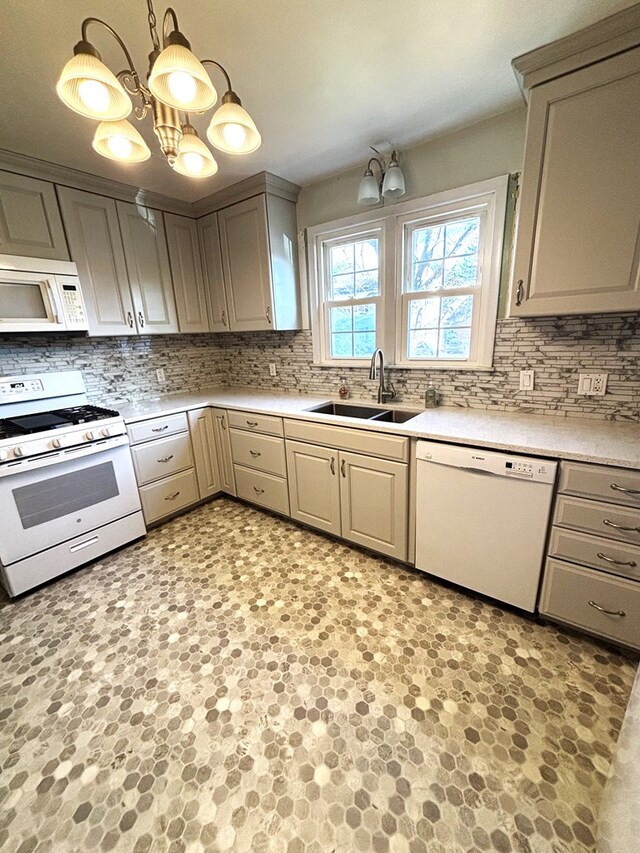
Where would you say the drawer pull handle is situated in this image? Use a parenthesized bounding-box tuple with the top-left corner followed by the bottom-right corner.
(152, 425, 169, 432)
(165, 491, 180, 501)
(603, 518, 640, 533)
(341, 459, 346, 478)
(597, 552, 637, 568)
(515, 279, 524, 307)
(221, 416, 227, 430)
(588, 600, 626, 618)
(249, 450, 262, 457)
(246, 420, 258, 427)
(157, 455, 174, 463)
(253, 486, 265, 494)
(330, 457, 335, 476)
(611, 483, 640, 496)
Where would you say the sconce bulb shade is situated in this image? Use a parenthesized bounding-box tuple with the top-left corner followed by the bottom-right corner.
(207, 100, 261, 154)
(92, 120, 151, 162)
(357, 171, 381, 206)
(57, 52, 132, 120)
(148, 44, 217, 111)
(382, 162, 406, 199)
(172, 126, 218, 177)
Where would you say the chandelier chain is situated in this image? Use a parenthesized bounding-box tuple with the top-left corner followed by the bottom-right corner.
(146, 0, 160, 51)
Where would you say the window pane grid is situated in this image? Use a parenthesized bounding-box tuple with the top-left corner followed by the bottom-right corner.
(407, 216, 481, 294)
(406, 293, 473, 360)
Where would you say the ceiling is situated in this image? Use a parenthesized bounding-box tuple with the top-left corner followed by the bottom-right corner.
(0, 0, 635, 202)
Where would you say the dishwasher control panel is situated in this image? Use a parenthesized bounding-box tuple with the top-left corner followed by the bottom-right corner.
(416, 441, 557, 484)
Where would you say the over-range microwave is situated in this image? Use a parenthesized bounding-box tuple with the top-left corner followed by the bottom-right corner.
(0, 254, 89, 333)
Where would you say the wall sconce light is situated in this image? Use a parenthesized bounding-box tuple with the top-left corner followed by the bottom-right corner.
(357, 147, 406, 206)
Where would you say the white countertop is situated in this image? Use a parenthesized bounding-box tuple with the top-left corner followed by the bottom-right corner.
(114, 387, 640, 469)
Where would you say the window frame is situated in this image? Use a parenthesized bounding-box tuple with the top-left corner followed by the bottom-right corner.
(307, 175, 508, 370)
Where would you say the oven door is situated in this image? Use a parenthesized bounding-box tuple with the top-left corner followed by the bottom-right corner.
(0, 270, 67, 332)
(0, 437, 142, 566)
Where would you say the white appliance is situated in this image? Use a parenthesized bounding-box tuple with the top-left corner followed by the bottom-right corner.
(0, 254, 88, 332)
(415, 441, 557, 612)
(0, 371, 145, 597)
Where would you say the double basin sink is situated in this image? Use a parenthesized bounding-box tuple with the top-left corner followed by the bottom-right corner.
(306, 402, 421, 424)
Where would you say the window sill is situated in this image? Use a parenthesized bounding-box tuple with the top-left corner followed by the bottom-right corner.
(312, 360, 495, 372)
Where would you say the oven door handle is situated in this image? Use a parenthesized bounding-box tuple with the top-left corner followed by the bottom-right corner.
(0, 434, 130, 478)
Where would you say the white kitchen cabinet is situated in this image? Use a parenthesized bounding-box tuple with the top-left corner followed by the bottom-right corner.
(339, 450, 408, 560)
(211, 408, 236, 495)
(286, 440, 341, 535)
(117, 201, 179, 334)
(188, 408, 221, 499)
(0, 171, 69, 260)
(198, 212, 229, 332)
(218, 193, 302, 331)
(164, 213, 210, 333)
(57, 186, 136, 336)
(510, 46, 640, 316)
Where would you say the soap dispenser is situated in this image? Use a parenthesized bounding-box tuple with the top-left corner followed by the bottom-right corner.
(425, 384, 438, 408)
(338, 377, 350, 400)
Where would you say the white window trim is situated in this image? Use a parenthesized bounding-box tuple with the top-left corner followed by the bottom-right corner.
(307, 175, 509, 370)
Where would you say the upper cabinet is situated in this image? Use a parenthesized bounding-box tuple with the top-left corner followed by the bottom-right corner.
(510, 18, 640, 317)
(0, 171, 69, 261)
(198, 212, 229, 333)
(164, 213, 209, 333)
(57, 186, 136, 336)
(116, 201, 179, 335)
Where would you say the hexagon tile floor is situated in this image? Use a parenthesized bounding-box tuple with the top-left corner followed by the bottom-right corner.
(0, 499, 637, 853)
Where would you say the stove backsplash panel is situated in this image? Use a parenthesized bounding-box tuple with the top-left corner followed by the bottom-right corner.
(0, 313, 638, 420)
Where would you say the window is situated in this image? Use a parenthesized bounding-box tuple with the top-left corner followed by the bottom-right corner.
(308, 176, 508, 370)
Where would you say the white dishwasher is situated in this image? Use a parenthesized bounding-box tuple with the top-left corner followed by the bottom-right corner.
(415, 441, 557, 612)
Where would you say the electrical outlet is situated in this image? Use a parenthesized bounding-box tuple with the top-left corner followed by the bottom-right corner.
(578, 373, 608, 396)
(269, 363, 277, 377)
(519, 369, 534, 391)
(156, 368, 166, 383)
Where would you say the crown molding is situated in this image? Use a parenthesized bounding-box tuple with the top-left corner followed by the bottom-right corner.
(512, 4, 640, 96)
(0, 149, 194, 216)
(192, 171, 301, 217)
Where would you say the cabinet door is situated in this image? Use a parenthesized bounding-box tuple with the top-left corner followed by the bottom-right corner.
(117, 201, 179, 334)
(211, 408, 236, 495)
(511, 47, 640, 316)
(0, 171, 69, 260)
(164, 213, 210, 333)
(188, 408, 221, 499)
(218, 195, 273, 331)
(198, 212, 229, 332)
(339, 451, 408, 561)
(57, 186, 135, 336)
(286, 440, 341, 535)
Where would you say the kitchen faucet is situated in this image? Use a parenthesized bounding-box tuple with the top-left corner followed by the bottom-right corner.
(369, 348, 396, 404)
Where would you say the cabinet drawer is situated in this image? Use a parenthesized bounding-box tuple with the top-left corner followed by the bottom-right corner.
(128, 412, 188, 445)
(554, 495, 640, 545)
(558, 461, 640, 508)
(139, 468, 199, 524)
(234, 465, 289, 515)
(230, 429, 286, 476)
(227, 410, 284, 436)
(548, 527, 640, 582)
(284, 419, 409, 462)
(540, 558, 640, 649)
(131, 432, 193, 486)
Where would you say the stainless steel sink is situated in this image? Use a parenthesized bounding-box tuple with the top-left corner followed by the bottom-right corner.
(370, 409, 422, 424)
(305, 402, 422, 423)
(306, 402, 388, 418)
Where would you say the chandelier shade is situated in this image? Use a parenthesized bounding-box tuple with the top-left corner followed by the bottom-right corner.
(148, 44, 217, 111)
(173, 125, 218, 177)
(207, 99, 261, 154)
(92, 120, 151, 162)
(56, 51, 132, 121)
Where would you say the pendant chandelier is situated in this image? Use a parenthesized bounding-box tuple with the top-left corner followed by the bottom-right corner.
(56, 0, 261, 179)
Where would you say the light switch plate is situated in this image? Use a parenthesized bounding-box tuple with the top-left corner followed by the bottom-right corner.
(578, 373, 607, 396)
(519, 369, 534, 391)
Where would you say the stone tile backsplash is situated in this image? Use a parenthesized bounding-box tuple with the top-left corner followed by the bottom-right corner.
(0, 312, 638, 420)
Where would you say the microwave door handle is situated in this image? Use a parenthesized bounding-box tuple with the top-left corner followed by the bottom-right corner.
(46, 279, 62, 325)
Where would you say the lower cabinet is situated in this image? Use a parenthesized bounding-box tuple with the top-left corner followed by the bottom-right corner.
(228, 410, 289, 515)
(286, 439, 408, 561)
(188, 408, 220, 499)
(210, 408, 236, 495)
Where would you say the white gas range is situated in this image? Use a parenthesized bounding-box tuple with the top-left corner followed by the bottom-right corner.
(0, 371, 145, 597)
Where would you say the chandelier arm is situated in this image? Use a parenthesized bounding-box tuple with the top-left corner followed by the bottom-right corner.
(367, 157, 385, 181)
(163, 8, 180, 39)
(201, 59, 233, 93)
(80, 17, 141, 88)
(116, 72, 152, 120)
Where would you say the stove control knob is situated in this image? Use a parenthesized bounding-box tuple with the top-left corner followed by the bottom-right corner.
(85, 431, 95, 441)
(51, 437, 62, 449)
(0, 449, 8, 461)
(100, 427, 111, 438)
(13, 445, 24, 457)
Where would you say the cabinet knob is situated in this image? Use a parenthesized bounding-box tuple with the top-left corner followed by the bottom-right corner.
(265, 306, 272, 324)
(221, 309, 227, 327)
(515, 280, 524, 307)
